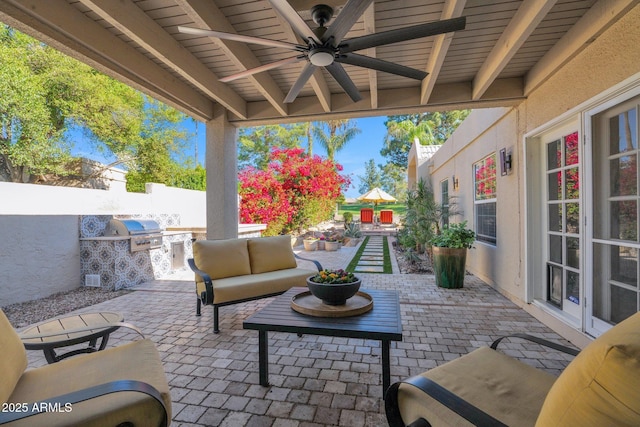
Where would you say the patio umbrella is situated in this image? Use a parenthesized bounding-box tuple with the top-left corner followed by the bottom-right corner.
(358, 187, 397, 204)
(357, 188, 397, 213)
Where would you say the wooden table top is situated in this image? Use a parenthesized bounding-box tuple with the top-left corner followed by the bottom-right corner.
(20, 312, 124, 348)
(244, 287, 403, 341)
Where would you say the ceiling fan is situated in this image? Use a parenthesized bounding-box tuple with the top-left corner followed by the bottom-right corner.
(178, 0, 466, 103)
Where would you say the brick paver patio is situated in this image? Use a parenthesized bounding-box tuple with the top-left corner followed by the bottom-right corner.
(23, 237, 575, 426)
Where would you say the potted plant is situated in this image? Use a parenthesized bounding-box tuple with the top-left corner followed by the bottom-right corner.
(317, 234, 326, 250)
(343, 222, 362, 247)
(325, 237, 341, 251)
(430, 221, 475, 289)
(307, 269, 361, 305)
(303, 237, 318, 251)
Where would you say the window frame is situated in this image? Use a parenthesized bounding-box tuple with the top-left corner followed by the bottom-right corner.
(473, 153, 497, 245)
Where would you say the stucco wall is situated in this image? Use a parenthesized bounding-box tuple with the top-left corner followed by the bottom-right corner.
(0, 215, 80, 306)
(0, 181, 206, 226)
(423, 5, 640, 340)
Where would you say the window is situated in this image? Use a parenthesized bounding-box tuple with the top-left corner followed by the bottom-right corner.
(441, 179, 449, 227)
(474, 154, 497, 244)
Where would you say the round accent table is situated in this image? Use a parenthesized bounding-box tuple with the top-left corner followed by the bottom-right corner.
(19, 311, 124, 363)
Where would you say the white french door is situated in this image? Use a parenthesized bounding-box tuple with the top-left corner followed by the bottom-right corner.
(542, 126, 582, 322)
(588, 95, 640, 336)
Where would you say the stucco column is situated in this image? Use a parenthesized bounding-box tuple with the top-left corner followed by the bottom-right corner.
(205, 105, 238, 239)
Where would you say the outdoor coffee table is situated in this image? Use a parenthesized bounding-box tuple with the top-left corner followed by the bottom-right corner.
(243, 287, 403, 397)
(19, 311, 124, 363)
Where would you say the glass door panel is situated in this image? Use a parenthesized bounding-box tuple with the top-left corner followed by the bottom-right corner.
(590, 98, 640, 334)
(546, 131, 582, 320)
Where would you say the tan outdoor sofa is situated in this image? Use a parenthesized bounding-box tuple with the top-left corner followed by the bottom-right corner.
(0, 309, 171, 427)
(385, 311, 640, 427)
(188, 235, 322, 333)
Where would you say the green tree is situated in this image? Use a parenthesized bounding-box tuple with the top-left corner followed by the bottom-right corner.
(357, 159, 383, 194)
(125, 99, 190, 192)
(380, 162, 408, 202)
(0, 26, 73, 182)
(312, 119, 360, 161)
(381, 111, 469, 168)
(238, 124, 305, 170)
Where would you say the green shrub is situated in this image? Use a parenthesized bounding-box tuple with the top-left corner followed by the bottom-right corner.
(430, 221, 475, 249)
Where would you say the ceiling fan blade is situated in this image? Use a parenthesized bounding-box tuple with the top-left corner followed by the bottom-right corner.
(325, 62, 362, 102)
(220, 56, 304, 83)
(322, 0, 374, 45)
(178, 26, 302, 51)
(268, 0, 318, 44)
(284, 63, 317, 103)
(339, 16, 466, 53)
(336, 53, 427, 80)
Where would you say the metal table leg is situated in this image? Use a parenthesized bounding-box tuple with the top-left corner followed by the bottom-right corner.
(382, 339, 391, 397)
(258, 330, 269, 386)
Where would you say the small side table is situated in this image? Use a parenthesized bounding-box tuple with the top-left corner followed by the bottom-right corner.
(19, 312, 124, 363)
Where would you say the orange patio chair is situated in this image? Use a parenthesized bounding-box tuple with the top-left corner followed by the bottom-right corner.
(360, 208, 374, 224)
(380, 210, 393, 224)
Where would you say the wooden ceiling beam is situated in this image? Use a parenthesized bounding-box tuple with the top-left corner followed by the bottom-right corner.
(176, 0, 288, 117)
(79, 0, 247, 119)
(472, 0, 557, 100)
(420, 0, 466, 105)
(362, 3, 378, 109)
(236, 78, 524, 126)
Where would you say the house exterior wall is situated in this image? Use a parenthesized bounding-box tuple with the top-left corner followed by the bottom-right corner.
(0, 215, 80, 306)
(423, 5, 640, 345)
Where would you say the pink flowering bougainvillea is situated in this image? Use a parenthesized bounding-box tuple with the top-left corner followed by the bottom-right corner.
(239, 147, 350, 235)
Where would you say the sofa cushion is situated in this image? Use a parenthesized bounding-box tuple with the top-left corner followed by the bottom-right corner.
(248, 235, 297, 274)
(196, 268, 315, 305)
(0, 309, 27, 404)
(193, 238, 251, 281)
(535, 311, 640, 426)
(8, 339, 171, 427)
(397, 346, 555, 427)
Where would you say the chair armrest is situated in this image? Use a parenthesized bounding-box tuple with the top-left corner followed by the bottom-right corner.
(188, 258, 214, 305)
(490, 333, 580, 356)
(294, 253, 323, 271)
(19, 322, 145, 340)
(0, 380, 169, 427)
(385, 375, 508, 427)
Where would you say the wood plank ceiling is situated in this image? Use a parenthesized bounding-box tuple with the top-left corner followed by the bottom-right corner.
(0, 0, 635, 126)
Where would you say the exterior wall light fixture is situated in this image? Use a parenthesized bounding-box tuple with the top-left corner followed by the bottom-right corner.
(452, 175, 459, 190)
(500, 148, 512, 176)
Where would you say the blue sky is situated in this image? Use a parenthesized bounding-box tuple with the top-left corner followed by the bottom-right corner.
(70, 115, 389, 198)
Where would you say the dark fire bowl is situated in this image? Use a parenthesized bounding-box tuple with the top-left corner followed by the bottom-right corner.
(306, 277, 361, 306)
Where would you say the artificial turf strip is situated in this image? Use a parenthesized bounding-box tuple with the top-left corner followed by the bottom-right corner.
(345, 236, 370, 273)
(381, 235, 392, 274)
(345, 235, 393, 274)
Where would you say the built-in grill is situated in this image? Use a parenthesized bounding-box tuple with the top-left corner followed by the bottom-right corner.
(105, 219, 163, 252)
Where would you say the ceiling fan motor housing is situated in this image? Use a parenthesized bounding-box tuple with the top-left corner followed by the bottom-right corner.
(309, 47, 335, 66)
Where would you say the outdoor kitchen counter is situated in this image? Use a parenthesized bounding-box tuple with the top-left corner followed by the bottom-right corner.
(80, 236, 129, 241)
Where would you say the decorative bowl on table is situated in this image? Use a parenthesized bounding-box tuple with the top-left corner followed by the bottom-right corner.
(306, 269, 361, 306)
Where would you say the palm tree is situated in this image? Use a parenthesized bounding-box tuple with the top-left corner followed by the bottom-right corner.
(312, 119, 360, 161)
(384, 116, 437, 149)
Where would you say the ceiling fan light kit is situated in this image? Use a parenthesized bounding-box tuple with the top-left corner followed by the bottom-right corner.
(178, 1, 466, 103)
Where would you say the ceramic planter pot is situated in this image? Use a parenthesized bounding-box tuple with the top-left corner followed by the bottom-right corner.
(317, 240, 325, 250)
(306, 277, 361, 305)
(325, 241, 340, 251)
(432, 246, 467, 289)
(303, 239, 318, 251)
